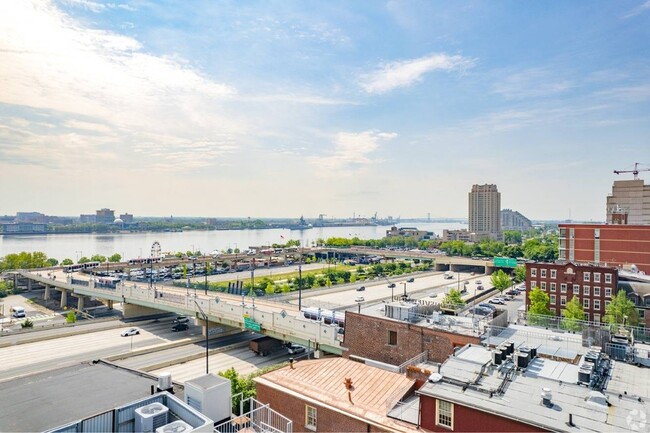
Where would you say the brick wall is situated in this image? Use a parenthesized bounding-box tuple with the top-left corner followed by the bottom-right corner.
(342, 312, 480, 365)
(256, 382, 390, 432)
(420, 394, 547, 432)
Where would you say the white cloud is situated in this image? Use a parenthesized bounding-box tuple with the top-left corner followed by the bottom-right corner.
(623, 0, 650, 18)
(493, 68, 574, 99)
(309, 130, 397, 173)
(360, 53, 475, 94)
(60, 0, 136, 13)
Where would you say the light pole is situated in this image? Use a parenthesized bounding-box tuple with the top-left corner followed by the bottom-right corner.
(298, 251, 303, 311)
(204, 263, 209, 295)
(76, 251, 82, 263)
(192, 258, 197, 297)
(194, 300, 209, 374)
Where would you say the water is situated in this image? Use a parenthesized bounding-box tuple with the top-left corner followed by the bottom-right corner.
(0, 222, 467, 262)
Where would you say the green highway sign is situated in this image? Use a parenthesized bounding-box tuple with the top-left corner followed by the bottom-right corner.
(244, 317, 261, 332)
(493, 257, 517, 268)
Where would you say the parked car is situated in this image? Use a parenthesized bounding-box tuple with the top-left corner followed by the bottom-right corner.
(287, 344, 306, 355)
(388, 283, 396, 288)
(506, 289, 519, 296)
(354, 296, 365, 302)
(489, 298, 506, 305)
(356, 286, 366, 292)
(477, 285, 484, 290)
(120, 327, 139, 337)
(172, 322, 189, 332)
(406, 277, 415, 283)
(475, 280, 482, 284)
(479, 303, 497, 311)
(469, 307, 492, 316)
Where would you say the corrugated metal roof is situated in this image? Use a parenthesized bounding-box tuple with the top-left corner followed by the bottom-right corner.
(256, 357, 417, 430)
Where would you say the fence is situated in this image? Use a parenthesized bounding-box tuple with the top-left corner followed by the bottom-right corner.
(397, 350, 429, 374)
(214, 397, 292, 433)
(522, 312, 649, 343)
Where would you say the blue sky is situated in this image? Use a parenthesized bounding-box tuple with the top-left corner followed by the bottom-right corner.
(0, 0, 649, 221)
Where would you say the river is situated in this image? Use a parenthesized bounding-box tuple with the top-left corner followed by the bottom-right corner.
(0, 222, 467, 262)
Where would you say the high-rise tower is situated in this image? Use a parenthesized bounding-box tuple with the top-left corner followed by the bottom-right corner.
(469, 184, 501, 240)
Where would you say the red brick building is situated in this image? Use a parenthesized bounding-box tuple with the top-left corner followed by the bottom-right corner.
(255, 358, 418, 432)
(342, 311, 480, 365)
(525, 261, 618, 322)
(558, 223, 650, 274)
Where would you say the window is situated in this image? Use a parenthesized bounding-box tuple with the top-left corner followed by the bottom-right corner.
(550, 294, 556, 304)
(583, 272, 591, 282)
(561, 283, 567, 293)
(388, 330, 397, 346)
(551, 269, 557, 279)
(605, 273, 612, 284)
(561, 296, 567, 306)
(531, 268, 537, 277)
(605, 288, 612, 298)
(305, 405, 317, 431)
(573, 284, 580, 295)
(437, 400, 454, 429)
(605, 300, 611, 308)
(541, 282, 546, 291)
(583, 286, 590, 296)
(594, 313, 601, 323)
(550, 283, 557, 292)
(594, 273, 601, 283)
(594, 287, 600, 297)
(594, 299, 601, 310)
(583, 299, 590, 309)
(541, 269, 547, 278)
(530, 281, 537, 290)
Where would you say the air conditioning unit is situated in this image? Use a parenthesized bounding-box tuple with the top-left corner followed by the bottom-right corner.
(155, 420, 193, 433)
(135, 403, 169, 433)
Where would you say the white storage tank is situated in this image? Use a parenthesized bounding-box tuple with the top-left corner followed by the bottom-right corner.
(184, 374, 231, 424)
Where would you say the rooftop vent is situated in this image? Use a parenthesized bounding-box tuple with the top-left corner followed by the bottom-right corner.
(541, 388, 553, 407)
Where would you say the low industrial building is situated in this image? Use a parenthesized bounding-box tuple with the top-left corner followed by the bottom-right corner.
(385, 226, 434, 242)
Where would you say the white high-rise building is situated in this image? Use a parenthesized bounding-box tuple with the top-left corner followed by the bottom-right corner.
(606, 179, 650, 225)
(469, 184, 501, 240)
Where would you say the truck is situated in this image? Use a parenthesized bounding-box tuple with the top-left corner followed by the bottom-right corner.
(249, 336, 284, 356)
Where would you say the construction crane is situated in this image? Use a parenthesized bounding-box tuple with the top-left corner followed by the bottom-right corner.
(613, 163, 650, 180)
(318, 213, 327, 221)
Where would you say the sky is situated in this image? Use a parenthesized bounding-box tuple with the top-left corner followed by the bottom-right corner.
(0, 0, 649, 222)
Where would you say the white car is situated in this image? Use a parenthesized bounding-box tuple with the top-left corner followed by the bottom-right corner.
(489, 298, 506, 305)
(354, 296, 365, 302)
(120, 327, 140, 337)
(287, 344, 306, 354)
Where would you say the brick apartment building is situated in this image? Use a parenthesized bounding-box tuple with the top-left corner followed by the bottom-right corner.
(342, 311, 480, 365)
(525, 261, 618, 323)
(558, 223, 650, 274)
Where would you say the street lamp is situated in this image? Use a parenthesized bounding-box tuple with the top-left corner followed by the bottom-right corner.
(194, 300, 209, 374)
(298, 251, 303, 311)
(192, 258, 197, 297)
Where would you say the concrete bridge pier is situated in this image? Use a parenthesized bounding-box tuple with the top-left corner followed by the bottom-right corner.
(123, 303, 167, 319)
(73, 294, 87, 311)
(27, 278, 32, 292)
(44, 284, 50, 301)
(59, 288, 68, 309)
(484, 266, 495, 275)
(105, 299, 114, 309)
(435, 263, 448, 272)
(449, 264, 462, 272)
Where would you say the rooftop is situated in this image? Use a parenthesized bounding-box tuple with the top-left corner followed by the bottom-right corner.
(418, 344, 650, 432)
(0, 361, 182, 432)
(254, 357, 418, 432)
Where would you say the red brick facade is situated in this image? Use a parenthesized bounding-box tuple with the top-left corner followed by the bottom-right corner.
(525, 262, 618, 322)
(559, 224, 650, 274)
(342, 312, 480, 364)
(419, 395, 547, 432)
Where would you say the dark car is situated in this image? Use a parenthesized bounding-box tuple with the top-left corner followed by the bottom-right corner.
(506, 289, 519, 296)
(388, 283, 396, 288)
(406, 277, 415, 283)
(356, 286, 366, 291)
(172, 322, 189, 332)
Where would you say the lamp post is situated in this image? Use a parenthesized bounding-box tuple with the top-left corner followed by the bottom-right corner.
(194, 300, 209, 374)
(192, 258, 197, 297)
(298, 252, 303, 311)
(204, 263, 208, 295)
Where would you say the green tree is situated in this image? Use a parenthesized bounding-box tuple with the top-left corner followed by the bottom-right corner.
(219, 367, 256, 415)
(78, 256, 90, 264)
(503, 231, 523, 245)
(562, 296, 585, 331)
(265, 281, 275, 295)
(61, 258, 73, 266)
(0, 280, 14, 298)
(513, 265, 526, 283)
(66, 310, 77, 324)
(304, 274, 316, 288)
(109, 253, 122, 262)
(528, 287, 553, 325)
(490, 269, 512, 295)
(442, 289, 465, 309)
(21, 318, 34, 328)
(90, 254, 107, 263)
(604, 290, 639, 326)
(46, 258, 59, 267)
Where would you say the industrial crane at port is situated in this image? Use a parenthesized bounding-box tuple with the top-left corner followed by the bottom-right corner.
(614, 162, 650, 180)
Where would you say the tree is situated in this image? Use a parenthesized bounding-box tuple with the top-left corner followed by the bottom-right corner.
(528, 287, 553, 325)
(513, 265, 526, 283)
(78, 256, 90, 264)
(0, 280, 14, 298)
(503, 231, 522, 245)
(442, 289, 465, 309)
(490, 269, 512, 295)
(219, 367, 256, 415)
(265, 281, 275, 295)
(61, 258, 73, 266)
(46, 258, 59, 267)
(66, 310, 77, 324)
(21, 318, 34, 328)
(109, 253, 122, 262)
(604, 290, 639, 326)
(562, 296, 585, 331)
(91, 254, 107, 263)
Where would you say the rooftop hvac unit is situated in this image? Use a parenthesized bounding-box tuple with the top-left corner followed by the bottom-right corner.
(155, 420, 193, 433)
(158, 372, 172, 391)
(135, 403, 169, 433)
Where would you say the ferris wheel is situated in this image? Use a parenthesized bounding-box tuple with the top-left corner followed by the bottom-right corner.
(151, 241, 161, 258)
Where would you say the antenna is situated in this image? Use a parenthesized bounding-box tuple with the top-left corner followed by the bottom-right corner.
(614, 162, 650, 180)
